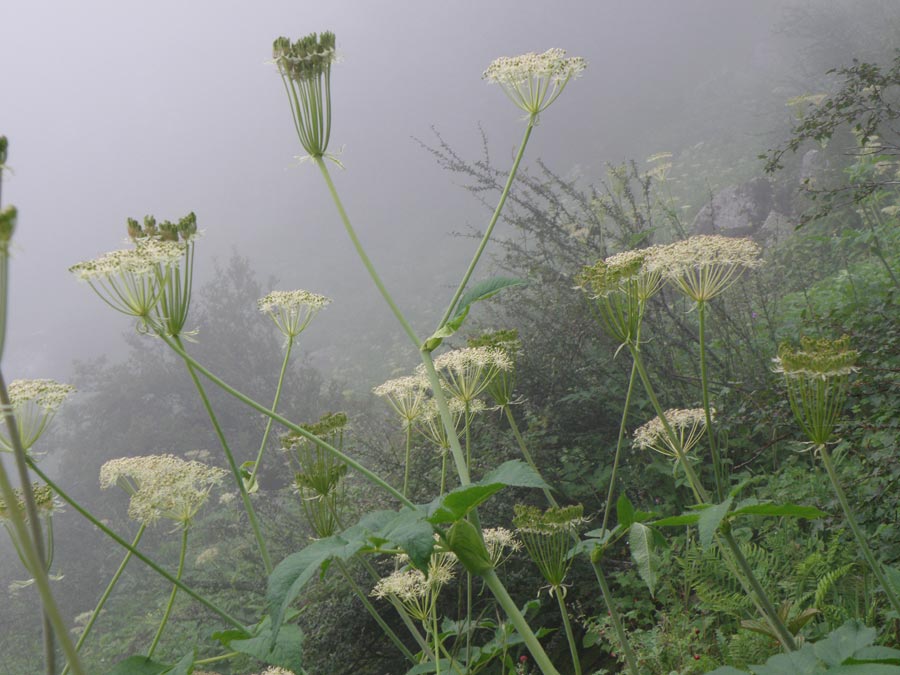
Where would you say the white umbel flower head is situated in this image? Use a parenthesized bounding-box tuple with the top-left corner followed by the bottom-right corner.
(633, 407, 712, 459)
(373, 374, 429, 427)
(69, 239, 185, 318)
(258, 289, 331, 338)
(0, 379, 74, 452)
(100, 454, 226, 527)
(648, 235, 763, 302)
(430, 346, 512, 404)
(484, 48, 587, 117)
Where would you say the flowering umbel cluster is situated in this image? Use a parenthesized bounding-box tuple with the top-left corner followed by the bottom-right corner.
(483, 49, 587, 118)
(0, 379, 74, 452)
(430, 346, 513, 405)
(513, 503, 585, 594)
(273, 32, 337, 158)
(468, 329, 522, 406)
(578, 248, 664, 346)
(0, 483, 57, 522)
(373, 374, 429, 428)
(371, 545, 457, 624)
(773, 336, 857, 445)
(258, 289, 331, 339)
(648, 234, 763, 303)
(99, 454, 226, 527)
(70, 213, 198, 336)
(633, 407, 712, 459)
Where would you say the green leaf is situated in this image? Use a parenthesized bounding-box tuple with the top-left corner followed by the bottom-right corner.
(426, 460, 548, 524)
(447, 519, 493, 574)
(231, 620, 304, 674)
(629, 522, 658, 596)
(267, 509, 395, 632)
(698, 496, 733, 549)
(616, 492, 635, 528)
(105, 656, 169, 675)
(704, 668, 748, 675)
(814, 619, 876, 666)
(652, 513, 700, 527)
(161, 651, 195, 675)
(850, 646, 900, 664)
(405, 659, 454, 674)
(730, 503, 826, 520)
(453, 277, 527, 320)
(376, 508, 434, 571)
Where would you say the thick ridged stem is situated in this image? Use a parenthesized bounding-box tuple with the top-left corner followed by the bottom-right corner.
(147, 526, 189, 657)
(590, 559, 639, 675)
(171, 335, 272, 575)
(629, 346, 797, 650)
(249, 335, 294, 487)
(819, 443, 900, 617)
(481, 570, 561, 675)
(61, 524, 147, 675)
(27, 461, 247, 633)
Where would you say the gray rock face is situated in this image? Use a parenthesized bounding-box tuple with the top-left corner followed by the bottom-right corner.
(691, 177, 774, 237)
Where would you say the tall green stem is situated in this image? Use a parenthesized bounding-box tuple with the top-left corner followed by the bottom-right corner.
(315, 158, 420, 348)
(172, 335, 272, 574)
(555, 590, 582, 675)
(590, 559, 639, 675)
(819, 443, 900, 617)
(334, 558, 417, 664)
(438, 119, 534, 326)
(601, 359, 638, 533)
(157, 333, 414, 508)
(148, 526, 189, 657)
(27, 461, 248, 633)
(481, 570, 560, 675)
(61, 524, 147, 675)
(249, 335, 294, 487)
(402, 424, 412, 499)
(504, 405, 557, 509)
(698, 301, 725, 502)
(629, 346, 798, 650)
(0, 370, 78, 674)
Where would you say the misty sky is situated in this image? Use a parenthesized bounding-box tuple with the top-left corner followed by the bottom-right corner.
(1, 1, 793, 381)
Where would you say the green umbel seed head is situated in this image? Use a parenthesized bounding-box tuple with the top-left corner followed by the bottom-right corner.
(514, 503, 585, 592)
(774, 336, 857, 445)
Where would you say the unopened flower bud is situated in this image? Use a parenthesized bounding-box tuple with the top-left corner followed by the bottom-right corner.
(0, 205, 16, 245)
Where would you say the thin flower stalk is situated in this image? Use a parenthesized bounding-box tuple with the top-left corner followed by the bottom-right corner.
(147, 525, 189, 657)
(156, 332, 415, 508)
(27, 459, 248, 633)
(589, 558, 639, 675)
(628, 345, 798, 650)
(248, 333, 294, 490)
(0, 372, 69, 675)
(60, 523, 147, 675)
(775, 336, 900, 617)
(698, 300, 725, 500)
(601, 359, 638, 534)
(374, 374, 428, 497)
(168, 334, 273, 574)
(0, 422, 82, 675)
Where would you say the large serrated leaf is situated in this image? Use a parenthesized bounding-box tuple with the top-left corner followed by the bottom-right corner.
(629, 522, 658, 596)
(617, 492, 635, 528)
(161, 651, 194, 675)
(376, 508, 434, 571)
(814, 619, 876, 666)
(230, 621, 304, 674)
(267, 509, 396, 633)
(698, 496, 733, 549)
(425, 460, 548, 524)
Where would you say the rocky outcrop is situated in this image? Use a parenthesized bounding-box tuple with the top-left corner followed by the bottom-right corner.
(691, 177, 774, 237)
